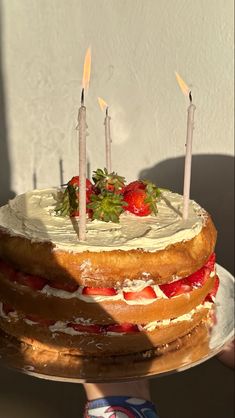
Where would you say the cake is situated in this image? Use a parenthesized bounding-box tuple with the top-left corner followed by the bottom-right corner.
(0, 170, 218, 357)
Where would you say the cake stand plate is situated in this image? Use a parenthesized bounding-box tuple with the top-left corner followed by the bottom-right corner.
(0, 264, 234, 383)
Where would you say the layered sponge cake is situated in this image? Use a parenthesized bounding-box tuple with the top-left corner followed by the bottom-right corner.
(0, 170, 218, 356)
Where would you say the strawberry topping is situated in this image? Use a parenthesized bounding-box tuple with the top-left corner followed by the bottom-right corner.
(92, 168, 126, 195)
(124, 180, 146, 194)
(123, 286, 157, 300)
(124, 189, 152, 216)
(68, 176, 93, 191)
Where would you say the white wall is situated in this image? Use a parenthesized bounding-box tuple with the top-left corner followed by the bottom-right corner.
(0, 0, 233, 193)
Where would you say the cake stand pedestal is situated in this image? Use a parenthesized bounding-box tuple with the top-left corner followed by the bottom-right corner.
(0, 264, 234, 383)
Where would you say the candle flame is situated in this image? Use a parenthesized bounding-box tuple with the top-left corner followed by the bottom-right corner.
(175, 72, 190, 97)
(82, 47, 91, 92)
(98, 97, 108, 112)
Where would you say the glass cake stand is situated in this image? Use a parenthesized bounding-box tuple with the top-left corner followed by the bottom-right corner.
(0, 264, 234, 383)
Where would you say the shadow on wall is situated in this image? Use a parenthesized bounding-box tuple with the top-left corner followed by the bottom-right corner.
(140, 154, 234, 274)
(0, 2, 15, 206)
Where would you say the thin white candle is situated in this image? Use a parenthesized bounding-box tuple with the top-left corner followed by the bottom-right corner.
(183, 96, 196, 219)
(77, 48, 91, 241)
(78, 89, 87, 241)
(175, 72, 196, 220)
(98, 97, 112, 172)
(104, 107, 112, 173)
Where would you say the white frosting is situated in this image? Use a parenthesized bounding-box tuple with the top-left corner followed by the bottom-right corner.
(0, 188, 206, 253)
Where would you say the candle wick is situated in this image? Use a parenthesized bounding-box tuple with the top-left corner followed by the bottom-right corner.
(189, 91, 192, 103)
(106, 106, 109, 117)
(81, 88, 85, 106)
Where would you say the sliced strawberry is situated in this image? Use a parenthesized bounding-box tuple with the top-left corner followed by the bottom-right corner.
(0, 261, 48, 291)
(106, 323, 139, 333)
(25, 314, 56, 326)
(184, 267, 207, 288)
(16, 273, 47, 291)
(123, 286, 157, 301)
(49, 281, 79, 293)
(204, 252, 216, 271)
(2, 303, 15, 315)
(82, 287, 117, 296)
(160, 279, 192, 298)
(205, 276, 220, 302)
(124, 180, 146, 194)
(68, 323, 103, 334)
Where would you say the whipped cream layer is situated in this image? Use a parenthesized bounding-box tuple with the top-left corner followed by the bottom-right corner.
(0, 301, 213, 335)
(0, 188, 206, 253)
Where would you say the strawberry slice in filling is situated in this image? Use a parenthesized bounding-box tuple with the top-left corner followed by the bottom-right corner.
(82, 287, 117, 296)
(0, 253, 218, 303)
(106, 323, 139, 333)
(16, 273, 48, 291)
(123, 286, 157, 300)
(159, 280, 192, 298)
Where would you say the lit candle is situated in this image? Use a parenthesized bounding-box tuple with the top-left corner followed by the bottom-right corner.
(77, 48, 91, 241)
(175, 72, 196, 220)
(98, 97, 112, 173)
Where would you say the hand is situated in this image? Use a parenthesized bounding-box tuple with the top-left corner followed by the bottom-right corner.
(83, 379, 151, 401)
(217, 340, 234, 368)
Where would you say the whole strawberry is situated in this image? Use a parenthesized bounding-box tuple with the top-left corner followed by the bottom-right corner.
(92, 168, 126, 194)
(68, 176, 93, 202)
(124, 180, 146, 194)
(123, 182, 161, 216)
(55, 176, 93, 217)
(88, 192, 126, 223)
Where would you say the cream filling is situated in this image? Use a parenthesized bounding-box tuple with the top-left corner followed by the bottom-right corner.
(139, 302, 213, 331)
(40, 271, 216, 304)
(0, 188, 206, 253)
(48, 303, 213, 335)
(0, 302, 213, 336)
(41, 280, 167, 304)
